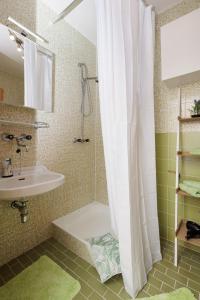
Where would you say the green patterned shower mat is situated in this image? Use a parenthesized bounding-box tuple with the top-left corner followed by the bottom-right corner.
(0, 255, 80, 300)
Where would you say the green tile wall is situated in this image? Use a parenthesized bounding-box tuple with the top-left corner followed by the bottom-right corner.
(156, 132, 200, 252)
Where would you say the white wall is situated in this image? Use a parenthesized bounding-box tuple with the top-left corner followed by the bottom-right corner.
(161, 8, 200, 86)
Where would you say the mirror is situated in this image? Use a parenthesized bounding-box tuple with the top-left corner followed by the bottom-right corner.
(0, 23, 54, 112)
(0, 24, 24, 107)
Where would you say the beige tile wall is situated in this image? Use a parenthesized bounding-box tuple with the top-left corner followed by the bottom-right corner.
(0, 0, 107, 266)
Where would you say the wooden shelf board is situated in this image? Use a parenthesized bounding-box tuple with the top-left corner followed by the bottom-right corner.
(178, 116, 200, 123)
(177, 151, 200, 157)
(176, 220, 200, 247)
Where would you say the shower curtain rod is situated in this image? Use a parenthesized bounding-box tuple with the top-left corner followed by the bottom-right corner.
(51, 0, 155, 25)
(51, 0, 84, 24)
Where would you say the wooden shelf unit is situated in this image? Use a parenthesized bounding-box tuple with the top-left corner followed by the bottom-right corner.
(174, 91, 200, 267)
(176, 220, 200, 247)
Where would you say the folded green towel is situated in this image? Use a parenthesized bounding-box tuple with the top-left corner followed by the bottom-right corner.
(179, 180, 200, 197)
(139, 288, 196, 300)
(182, 180, 200, 189)
(190, 148, 200, 155)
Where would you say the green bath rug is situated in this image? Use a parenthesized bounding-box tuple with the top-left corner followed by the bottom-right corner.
(139, 288, 196, 300)
(0, 255, 80, 300)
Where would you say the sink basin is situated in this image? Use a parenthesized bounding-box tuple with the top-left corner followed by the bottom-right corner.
(0, 165, 65, 200)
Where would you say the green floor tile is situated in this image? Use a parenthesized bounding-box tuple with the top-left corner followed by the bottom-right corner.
(104, 290, 122, 300)
(191, 266, 200, 276)
(174, 281, 186, 289)
(180, 257, 200, 270)
(2, 238, 200, 300)
(136, 290, 149, 298)
(87, 266, 100, 280)
(75, 267, 90, 279)
(61, 265, 78, 279)
(64, 249, 78, 260)
(86, 275, 108, 295)
(105, 277, 123, 293)
(153, 262, 167, 273)
(73, 292, 87, 300)
(148, 274, 162, 289)
(179, 267, 200, 283)
(17, 255, 32, 267)
(88, 292, 104, 299)
(62, 257, 78, 271)
(154, 270, 175, 287)
(166, 269, 187, 285)
(79, 279, 93, 297)
(119, 287, 132, 299)
(75, 257, 91, 269)
(188, 279, 200, 293)
(161, 283, 174, 293)
(9, 261, 24, 275)
(191, 252, 200, 261)
(147, 284, 161, 296)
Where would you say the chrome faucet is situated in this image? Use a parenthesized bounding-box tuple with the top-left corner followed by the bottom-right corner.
(2, 158, 13, 178)
(1, 133, 32, 176)
(1, 133, 32, 152)
(16, 134, 32, 152)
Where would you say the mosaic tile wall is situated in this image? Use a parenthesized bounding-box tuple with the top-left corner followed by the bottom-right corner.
(0, 0, 107, 266)
(155, 0, 200, 251)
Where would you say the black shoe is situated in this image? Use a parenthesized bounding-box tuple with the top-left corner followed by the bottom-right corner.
(186, 220, 200, 231)
(185, 231, 200, 240)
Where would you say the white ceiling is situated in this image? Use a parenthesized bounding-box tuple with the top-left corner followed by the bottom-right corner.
(42, 0, 183, 45)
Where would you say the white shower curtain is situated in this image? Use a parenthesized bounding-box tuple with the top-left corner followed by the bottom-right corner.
(96, 0, 162, 297)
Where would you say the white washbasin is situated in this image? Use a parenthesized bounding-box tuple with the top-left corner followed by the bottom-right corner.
(0, 165, 65, 200)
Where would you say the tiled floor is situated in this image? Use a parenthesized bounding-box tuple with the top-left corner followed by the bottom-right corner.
(0, 238, 199, 299)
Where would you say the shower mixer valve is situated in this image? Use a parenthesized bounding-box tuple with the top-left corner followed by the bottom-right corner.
(73, 137, 90, 144)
